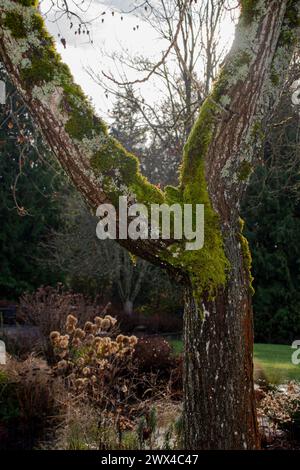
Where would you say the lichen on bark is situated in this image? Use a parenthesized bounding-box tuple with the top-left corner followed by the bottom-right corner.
(0, 0, 231, 306)
(1, 0, 298, 314)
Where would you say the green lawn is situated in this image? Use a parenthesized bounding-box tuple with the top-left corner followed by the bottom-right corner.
(254, 343, 300, 384)
(168, 339, 300, 384)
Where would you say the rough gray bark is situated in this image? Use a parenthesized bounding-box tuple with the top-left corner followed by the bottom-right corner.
(183, 234, 258, 449)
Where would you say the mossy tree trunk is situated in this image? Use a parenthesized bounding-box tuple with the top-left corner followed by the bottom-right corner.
(180, 0, 299, 448)
(183, 231, 258, 449)
(0, 0, 299, 449)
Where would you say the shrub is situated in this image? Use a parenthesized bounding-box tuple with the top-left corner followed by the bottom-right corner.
(169, 355, 183, 398)
(133, 336, 173, 374)
(117, 310, 182, 335)
(142, 313, 182, 335)
(1, 327, 43, 360)
(50, 314, 138, 411)
(54, 401, 140, 450)
(0, 355, 66, 449)
(257, 382, 300, 448)
(18, 285, 106, 363)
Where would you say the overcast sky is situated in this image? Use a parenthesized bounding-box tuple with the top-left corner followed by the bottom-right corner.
(41, 0, 236, 120)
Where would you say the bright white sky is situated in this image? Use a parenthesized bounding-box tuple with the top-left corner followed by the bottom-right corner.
(41, 0, 237, 120)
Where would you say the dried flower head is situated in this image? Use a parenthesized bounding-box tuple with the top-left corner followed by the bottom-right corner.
(104, 315, 117, 327)
(72, 337, 81, 348)
(110, 341, 119, 355)
(58, 349, 68, 359)
(66, 314, 78, 327)
(77, 357, 85, 367)
(57, 359, 68, 371)
(94, 316, 103, 327)
(58, 335, 69, 349)
(93, 337, 102, 348)
(82, 367, 91, 376)
(66, 324, 75, 334)
(91, 324, 98, 335)
(121, 336, 131, 347)
(129, 335, 138, 347)
(84, 321, 94, 334)
(74, 328, 86, 340)
(97, 359, 108, 370)
(101, 318, 111, 331)
(116, 334, 125, 344)
(85, 333, 95, 346)
(50, 331, 60, 345)
(75, 378, 85, 388)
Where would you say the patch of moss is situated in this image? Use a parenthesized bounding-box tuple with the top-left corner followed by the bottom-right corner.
(238, 161, 253, 181)
(171, 85, 230, 302)
(239, 218, 255, 295)
(18, 15, 60, 86)
(251, 120, 265, 141)
(5, 8, 106, 141)
(92, 138, 138, 181)
(21, 50, 59, 84)
(4, 12, 26, 38)
(5, 2, 230, 305)
(64, 106, 105, 140)
(279, 29, 297, 47)
(31, 13, 44, 31)
(270, 69, 280, 86)
(91, 137, 164, 205)
(180, 97, 218, 180)
(240, 0, 260, 25)
(16, 0, 38, 6)
(165, 185, 183, 204)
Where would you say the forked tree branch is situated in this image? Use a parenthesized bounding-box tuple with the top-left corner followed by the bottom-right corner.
(0, 0, 298, 277)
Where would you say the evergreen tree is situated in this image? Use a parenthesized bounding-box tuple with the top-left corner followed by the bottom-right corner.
(0, 67, 65, 299)
(243, 93, 300, 343)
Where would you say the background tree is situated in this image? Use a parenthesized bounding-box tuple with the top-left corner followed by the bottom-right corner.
(0, 67, 64, 299)
(43, 193, 177, 315)
(105, 9, 300, 344)
(91, 0, 229, 185)
(0, 0, 299, 449)
(242, 75, 300, 344)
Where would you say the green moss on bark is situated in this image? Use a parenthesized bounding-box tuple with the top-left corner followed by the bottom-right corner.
(238, 161, 253, 181)
(4, 12, 26, 38)
(240, 0, 260, 25)
(239, 218, 254, 295)
(17, 0, 38, 6)
(21, 50, 59, 84)
(172, 84, 230, 303)
(3, 0, 230, 306)
(91, 137, 164, 205)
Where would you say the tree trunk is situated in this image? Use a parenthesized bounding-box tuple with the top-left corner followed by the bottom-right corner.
(124, 299, 134, 316)
(183, 228, 260, 449)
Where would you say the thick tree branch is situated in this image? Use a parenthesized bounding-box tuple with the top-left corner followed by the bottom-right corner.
(0, 0, 298, 289)
(181, 0, 300, 225)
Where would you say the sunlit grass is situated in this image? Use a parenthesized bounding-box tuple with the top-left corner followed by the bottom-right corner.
(168, 339, 300, 384)
(254, 343, 300, 384)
